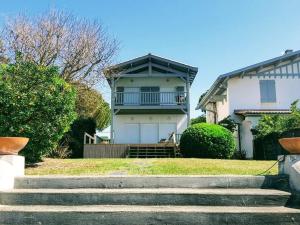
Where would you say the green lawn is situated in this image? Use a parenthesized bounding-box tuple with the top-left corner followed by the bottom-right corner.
(25, 158, 278, 176)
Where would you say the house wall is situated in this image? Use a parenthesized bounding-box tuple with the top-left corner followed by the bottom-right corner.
(114, 114, 187, 144)
(227, 76, 300, 115)
(227, 75, 300, 158)
(216, 98, 229, 122)
(115, 77, 186, 92)
(205, 103, 216, 123)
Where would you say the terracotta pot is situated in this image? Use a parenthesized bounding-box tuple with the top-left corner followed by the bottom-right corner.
(0, 137, 29, 155)
(279, 137, 300, 154)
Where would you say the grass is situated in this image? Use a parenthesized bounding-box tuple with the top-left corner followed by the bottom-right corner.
(25, 158, 278, 176)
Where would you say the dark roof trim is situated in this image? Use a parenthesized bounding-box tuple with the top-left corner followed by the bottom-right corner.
(197, 50, 300, 110)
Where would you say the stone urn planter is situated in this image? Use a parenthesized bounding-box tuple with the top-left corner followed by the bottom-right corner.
(0, 137, 29, 155)
(279, 137, 300, 154)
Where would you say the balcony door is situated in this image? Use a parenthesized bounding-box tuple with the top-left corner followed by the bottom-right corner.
(141, 87, 160, 105)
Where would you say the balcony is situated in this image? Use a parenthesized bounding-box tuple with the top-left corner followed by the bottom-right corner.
(115, 92, 187, 106)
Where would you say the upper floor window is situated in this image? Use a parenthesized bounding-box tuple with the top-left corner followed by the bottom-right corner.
(259, 80, 276, 103)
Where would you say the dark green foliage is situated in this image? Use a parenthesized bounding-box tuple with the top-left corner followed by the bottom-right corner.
(68, 117, 96, 158)
(253, 132, 287, 160)
(190, 115, 206, 125)
(0, 62, 76, 163)
(180, 123, 235, 158)
(218, 116, 237, 133)
(254, 128, 300, 160)
(75, 84, 110, 130)
(253, 101, 300, 160)
(255, 100, 300, 138)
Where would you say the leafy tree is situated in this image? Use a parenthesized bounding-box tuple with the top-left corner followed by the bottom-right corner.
(253, 100, 300, 160)
(255, 100, 300, 138)
(53, 85, 110, 158)
(75, 84, 110, 130)
(0, 62, 76, 163)
(190, 115, 206, 125)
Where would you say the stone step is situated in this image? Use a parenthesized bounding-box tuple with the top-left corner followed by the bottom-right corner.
(0, 188, 290, 206)
(0, 205, 299, 225)
(14, 175, 289, 190)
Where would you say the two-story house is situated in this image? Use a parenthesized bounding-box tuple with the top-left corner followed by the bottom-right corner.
(106, 54, 198, 144)
(196, 50, 300, 159)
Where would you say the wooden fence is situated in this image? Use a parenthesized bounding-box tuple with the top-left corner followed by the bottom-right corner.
(84, 144, 128, 158)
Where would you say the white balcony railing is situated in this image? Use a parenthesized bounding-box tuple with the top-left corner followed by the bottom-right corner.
(115, 92, 187, 106)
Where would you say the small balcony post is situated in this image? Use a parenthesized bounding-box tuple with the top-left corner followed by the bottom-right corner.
(186, 73, 191, 126)
(110, 77, 115, 143)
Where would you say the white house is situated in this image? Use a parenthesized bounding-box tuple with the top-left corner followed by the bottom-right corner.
(196, 49, 300, 159)
(107, 54, 198, 144)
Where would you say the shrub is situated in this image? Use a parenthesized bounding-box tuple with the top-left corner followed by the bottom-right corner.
(180, 123, 235, 158)
(218, 116, 237, 133)
(190, 115, 206, 125)
(253, 132, 287, 160)
(0, 62, 76, 163)
(53, 117, 97, 158)
(253, 101, 300, 160)
(68, 117, 97, 158)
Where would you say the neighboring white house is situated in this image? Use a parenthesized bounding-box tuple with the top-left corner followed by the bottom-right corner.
(106, 54, 198, 144)
(196, 49, 300, 159)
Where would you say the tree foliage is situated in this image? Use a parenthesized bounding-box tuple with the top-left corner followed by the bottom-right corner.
(75, 84, 110, 130)
(180, 123, 235, 159)
(61, 117, 97, 158)
(0, 62, 76, 163)
(190, 115, 206, 125)
(255, 100, 300, 138)
(253, 100, 300, 160)
(218, 116, 237, 133)
(1, 9, 118, 86)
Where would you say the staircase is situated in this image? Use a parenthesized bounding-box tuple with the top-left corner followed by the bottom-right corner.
(127, 144, 176, 158)
(0, 175, 299, 225)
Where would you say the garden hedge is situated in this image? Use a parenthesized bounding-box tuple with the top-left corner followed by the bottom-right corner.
(180, 123, 235, 158)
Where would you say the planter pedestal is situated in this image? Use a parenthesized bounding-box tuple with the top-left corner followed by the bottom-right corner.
(0, 155, 25, 190)
(278, 154, 300, 192)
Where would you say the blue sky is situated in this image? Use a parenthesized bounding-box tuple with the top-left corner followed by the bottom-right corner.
(1, 0, 300, 118)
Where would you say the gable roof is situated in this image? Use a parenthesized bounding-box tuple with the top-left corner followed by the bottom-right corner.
(196, 50, 300, 110)
(106, 53, 198, 85)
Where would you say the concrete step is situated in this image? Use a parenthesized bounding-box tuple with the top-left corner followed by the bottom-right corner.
(14, 175, 289, 190)
(0, 205, 299, 225)
(0, 188, 290, 206)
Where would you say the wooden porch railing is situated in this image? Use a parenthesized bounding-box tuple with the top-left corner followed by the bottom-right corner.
(84, 132, 97, 144)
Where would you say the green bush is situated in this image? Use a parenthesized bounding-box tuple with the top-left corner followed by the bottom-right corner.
(218, 116, 237, 133)
(0, 62, 76, 163)
(180, 123, 235, 158)
(68, 117, 97, 158)
(253, 101, 300, 160)
(190, 115, 206, 125)
(253, 128, 300, 160)
(253, 132, 287, 160)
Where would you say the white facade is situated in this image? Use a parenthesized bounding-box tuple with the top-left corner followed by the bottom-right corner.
(114, 114, 187, 144)
(198, 50, 300, 158)
(108, 54, 198, 144)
